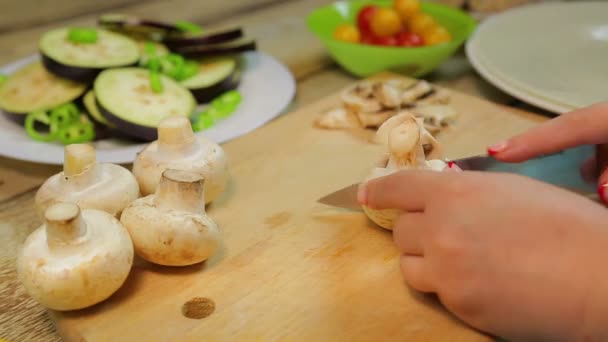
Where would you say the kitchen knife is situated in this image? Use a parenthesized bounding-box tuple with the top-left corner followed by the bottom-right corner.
(318, 144, 601, 210)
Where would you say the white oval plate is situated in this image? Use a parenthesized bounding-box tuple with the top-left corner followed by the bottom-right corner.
(466, 1, 608, 114)
(0, 51, 296, 164)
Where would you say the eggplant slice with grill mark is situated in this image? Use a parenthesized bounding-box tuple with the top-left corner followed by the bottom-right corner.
(40, 28, 140, 82)
(94, 67, 196, 142)
(0, 62, 87, 119)
(180, 56, 241, 103)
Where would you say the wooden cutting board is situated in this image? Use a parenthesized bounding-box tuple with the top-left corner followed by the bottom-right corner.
(47, 72, 546, 341)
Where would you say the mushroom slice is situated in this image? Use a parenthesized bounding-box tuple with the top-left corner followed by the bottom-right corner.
(314, 107, 361, 129)
(372, 81, 402, 108)
(356, 110, 395, 128)
(411, 104, 458, 128)
(401, 80, 434, 104)
(341, 81, 382, 113)
(416, 88, 452, 105)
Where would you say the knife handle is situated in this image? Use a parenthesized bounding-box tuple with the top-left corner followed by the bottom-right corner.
(596, 144, 608, 176)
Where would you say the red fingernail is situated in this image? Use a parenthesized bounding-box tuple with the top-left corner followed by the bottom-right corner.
(488, 141, 508, 156)
(357, 183, 368, 205)
(599, 183, 608, 205)
(447, 161, 455, 168)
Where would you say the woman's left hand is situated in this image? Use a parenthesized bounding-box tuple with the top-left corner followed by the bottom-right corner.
(358, 169, 608, 341)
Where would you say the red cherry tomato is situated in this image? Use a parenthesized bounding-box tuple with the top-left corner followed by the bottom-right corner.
(396, 31, 424, 47)
(360, 29, 379, 45)
(357, 5, 377, 33)
(374, 35, 398, 46)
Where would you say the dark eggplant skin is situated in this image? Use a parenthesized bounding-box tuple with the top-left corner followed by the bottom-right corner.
(96, 98, 159, 142)
(187, 68, 241, 103)
(163, 28, 243, 50)
(98, 16, 182, 36)
(173, 40, 256, 59)
(41, 54, 103, 83)
(1, 110, 27, 124)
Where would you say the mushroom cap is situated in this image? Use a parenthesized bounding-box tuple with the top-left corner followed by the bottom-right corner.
(120, 195, 221, 266)
(17, 209, 133, 311)
(34, 163, 140, 218)
(132, 135, 228, 204)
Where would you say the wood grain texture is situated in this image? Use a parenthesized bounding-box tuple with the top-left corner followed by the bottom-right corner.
(0, 0, 140, 33)
(42, 73, 546, 341)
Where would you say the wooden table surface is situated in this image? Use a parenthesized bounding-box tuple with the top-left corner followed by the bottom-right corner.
(0, 1, 556, 341)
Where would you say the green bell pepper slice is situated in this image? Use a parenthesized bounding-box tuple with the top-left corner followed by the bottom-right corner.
(25, 111, 55, 142)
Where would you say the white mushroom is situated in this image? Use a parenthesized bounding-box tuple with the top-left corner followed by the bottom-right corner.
(132, 116, 228, 204)
(375, 111, 443, 160)
(341, 81, 383, 113)
(314, 107, 361, 129)
(35, 144, 140, 218)
(362, 112, 454, 230)
(17, 202, 134, 311)
(120, 169, 222, 266)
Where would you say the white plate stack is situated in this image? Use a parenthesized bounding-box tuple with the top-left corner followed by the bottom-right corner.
(466, 1, 608, 114)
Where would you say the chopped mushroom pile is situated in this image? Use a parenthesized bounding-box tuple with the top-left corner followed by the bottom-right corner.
(314, 78, 457, 135)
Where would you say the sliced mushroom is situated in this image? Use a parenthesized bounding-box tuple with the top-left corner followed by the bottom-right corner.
(372, 82, 402, 108)
(401, 80, 434, 104)
(341, 82, 382, 113)
(416, 88, 451, 106)
(356, 110, 396, 128)
(314, 107, 361, 129)
(412, 104, 457, 127)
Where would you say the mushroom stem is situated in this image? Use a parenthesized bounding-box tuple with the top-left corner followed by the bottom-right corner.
(154, 169, 205, 214)
(44, 202, 87, 246)
(387, 118, 421, 168)
(157, 116, 196, 152)
(64, 144, 96, 177)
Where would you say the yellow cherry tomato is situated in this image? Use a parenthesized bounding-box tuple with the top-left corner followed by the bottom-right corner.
(409, 12, 436, 36)
(333, 24, 361, 43)
(394, 0, 421, 21)
(370, 8, 403, 37)
(423, 25, 452, 45)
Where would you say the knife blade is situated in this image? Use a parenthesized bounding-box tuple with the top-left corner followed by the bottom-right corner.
(318, 144, 600, 210)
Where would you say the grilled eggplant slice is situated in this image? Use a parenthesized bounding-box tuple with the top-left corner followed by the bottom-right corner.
(94, 67, 196, 141)
(40, 28, 140, 82)
(0, 62, 87, 117)
(172, 38, 256, 59)
(180, 57, 240, 103)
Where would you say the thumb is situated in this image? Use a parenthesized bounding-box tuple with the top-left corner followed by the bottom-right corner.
(488, 102, 608, 162)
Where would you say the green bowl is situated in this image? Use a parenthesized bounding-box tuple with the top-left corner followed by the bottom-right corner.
(306, 0, 477, 77)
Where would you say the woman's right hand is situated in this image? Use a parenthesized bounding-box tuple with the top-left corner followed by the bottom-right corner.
(486, 102, 608, 203)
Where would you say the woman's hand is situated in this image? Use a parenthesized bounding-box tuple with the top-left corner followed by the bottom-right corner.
(358, 170, 608, 341)
(486, 102, 608, 203)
